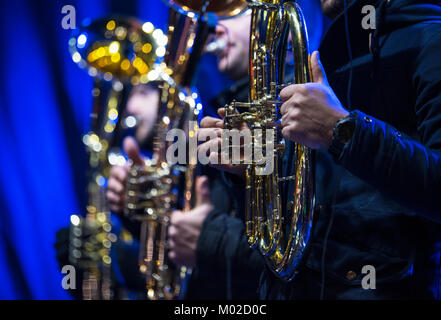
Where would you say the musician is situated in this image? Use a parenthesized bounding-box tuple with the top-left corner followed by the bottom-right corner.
(200, 0, 441, 299)
(106, 12, 264, 299)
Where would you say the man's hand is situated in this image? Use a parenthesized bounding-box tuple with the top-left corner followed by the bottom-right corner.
(197, 108, 247, 179)
(167, 176, 214, 267)
(106, 136, 144, 213)
(280, 51, 349, 149)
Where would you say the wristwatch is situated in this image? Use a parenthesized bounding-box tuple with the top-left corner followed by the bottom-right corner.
(328, 113, 356, 160)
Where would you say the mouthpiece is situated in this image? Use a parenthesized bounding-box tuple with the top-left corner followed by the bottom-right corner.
(122, 115, 139, 129)
(205, 38, 227, 55)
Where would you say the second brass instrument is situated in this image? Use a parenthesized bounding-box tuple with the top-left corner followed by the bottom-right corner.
(123, 0, 248, 299)
(123, 7, 206, 301)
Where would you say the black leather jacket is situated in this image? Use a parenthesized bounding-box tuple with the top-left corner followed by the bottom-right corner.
(261, 0, 441, 299)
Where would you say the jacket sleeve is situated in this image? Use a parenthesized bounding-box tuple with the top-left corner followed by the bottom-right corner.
(336, 31, 441, 223)
(195, 208, 265, 299)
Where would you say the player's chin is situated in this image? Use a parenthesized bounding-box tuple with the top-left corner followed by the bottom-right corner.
(217, 58, 228, 74)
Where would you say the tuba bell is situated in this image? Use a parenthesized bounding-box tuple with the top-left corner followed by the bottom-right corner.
(224, 0, 314, 281)
(68, 16, 164, 299)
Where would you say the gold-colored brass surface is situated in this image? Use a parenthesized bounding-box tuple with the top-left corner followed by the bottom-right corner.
(224, 0, 315, 281)
(167, 0, 248, 18)
(69, 17, 163, 82)
(123, 8, 201, 300)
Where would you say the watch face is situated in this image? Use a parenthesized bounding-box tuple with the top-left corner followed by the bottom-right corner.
(337, 118, 355, 144)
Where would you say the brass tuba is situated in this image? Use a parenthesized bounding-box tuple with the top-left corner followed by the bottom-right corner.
(123, 0, 248, 299)
(68, 16, 163, 299)
(224, 0, 314, 281)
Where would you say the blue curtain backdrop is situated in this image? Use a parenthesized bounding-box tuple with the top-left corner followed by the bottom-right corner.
(0, 0, 325, 299)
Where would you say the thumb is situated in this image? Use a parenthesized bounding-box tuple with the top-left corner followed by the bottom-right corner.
(123, 136, 144, 166)
(218, 107, 238, 118)
(311, 51, 328, 85)
(217, 108, 225, 118)
(195, 176, 211, 207)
